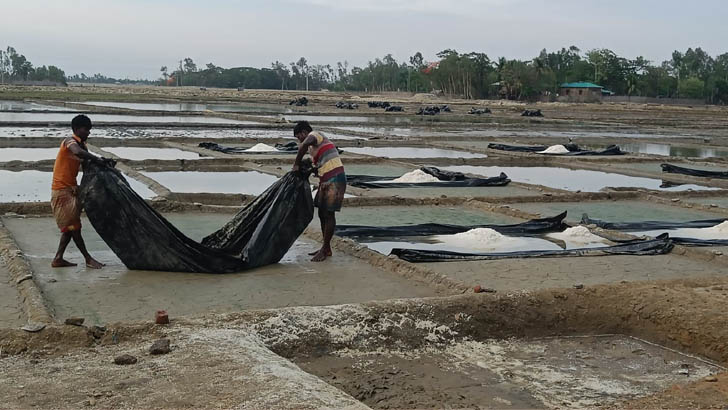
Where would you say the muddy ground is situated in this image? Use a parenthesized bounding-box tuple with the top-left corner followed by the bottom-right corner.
(3, 86, 728, 408)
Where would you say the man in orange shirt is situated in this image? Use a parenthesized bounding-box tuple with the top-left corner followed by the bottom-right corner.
(51, 114, 108, 269)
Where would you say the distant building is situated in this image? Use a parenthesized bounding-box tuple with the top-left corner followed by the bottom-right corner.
(559, 82, 613, 103)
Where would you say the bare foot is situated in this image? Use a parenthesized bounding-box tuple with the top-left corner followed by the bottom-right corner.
(51, 259, 77, 268)
(85, 258, 105, 269)
(311, 250, 329, 262)
(308, 249, 333, 256)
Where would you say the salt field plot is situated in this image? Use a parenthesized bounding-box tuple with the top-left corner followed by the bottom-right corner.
(344, 147, 486, 158)
(297, 335, 721, 409)
(280, 115, 413, 123)
(620, 143, 728, 158)
(0, 148, 59, 162)
(0, 170, 155, 202)
(102, 147, 203, 160)
(140, 170, 279, 194)
(1, 214, 438, 323)
(82, 101, 288, 113)
(510, 200, 721, 223)
(0, 100, 65, 111)
(337, 205, 520, 226)
(0, 112, 256, 124)
(442, 165, 717, 192)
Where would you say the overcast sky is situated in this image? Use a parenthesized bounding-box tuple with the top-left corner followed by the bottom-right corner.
(2, 0, 726, 79)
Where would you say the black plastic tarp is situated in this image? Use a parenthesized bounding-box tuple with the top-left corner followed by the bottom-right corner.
(346, 166, 510, 188)
(581, 214, 726, 231)
(670, 237, 728, 247)
(487, 143, 624, 156)
(661, 163, 728, 179)
(390, 234, 674, 262)
(336, 212, 568, 238)
(79, 161, 314, 273)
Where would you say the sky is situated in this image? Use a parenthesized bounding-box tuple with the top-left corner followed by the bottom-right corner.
(2, 0, 727, 79)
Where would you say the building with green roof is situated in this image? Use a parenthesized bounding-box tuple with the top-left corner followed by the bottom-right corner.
(559, 82, 609, 102)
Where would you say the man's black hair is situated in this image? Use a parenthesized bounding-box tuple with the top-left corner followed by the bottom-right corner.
(293, 120, 312, 135)
(71, 114, 92, 131)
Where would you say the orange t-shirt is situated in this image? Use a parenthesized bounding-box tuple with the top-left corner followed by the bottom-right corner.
(51, 135, 86, 191)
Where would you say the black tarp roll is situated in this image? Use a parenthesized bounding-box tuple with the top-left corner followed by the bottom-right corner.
(79, 161, 314, 273)
(336, 212, 568, 237)
(670, 237, 728, 247)
(346, 166, 510, 188)
(390, 234, 674, 262)
(661, 163, 728, 179)
(581, 214, 726, 231)
(487, 143, 624, 156)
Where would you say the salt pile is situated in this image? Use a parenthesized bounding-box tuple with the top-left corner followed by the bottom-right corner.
(434, 228, 522, 250)
(390, 169, 440, 183)
(538, 145, 570, 154)
(245, 143, 278, 152)
(668, 220, 728, 239)
(547, 226, 610, 244)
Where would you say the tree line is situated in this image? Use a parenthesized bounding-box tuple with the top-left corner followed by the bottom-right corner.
(161, 46, 728, 103)
(0, 46, 67, 85)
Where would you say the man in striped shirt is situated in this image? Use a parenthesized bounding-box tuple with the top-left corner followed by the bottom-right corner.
(292, 121, 346, 262)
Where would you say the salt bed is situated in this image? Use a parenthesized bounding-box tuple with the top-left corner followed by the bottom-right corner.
(537, 144, 570, 154)
(636, 221, 728, 240)
(390, 169, 440, 183)
(434, 228, 526, 251)
(245, 143, 279, 152)
(547, 226, 612, 245)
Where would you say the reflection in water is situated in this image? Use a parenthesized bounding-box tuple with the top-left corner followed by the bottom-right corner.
(620, 143, 728, 158)
(442, 165, 717, 192)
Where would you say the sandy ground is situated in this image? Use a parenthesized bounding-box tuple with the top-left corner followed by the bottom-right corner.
(4, 86, 728, 407)
(425, 253, 727, 291)
(0, 263, 24, 327)
(296, 335, 721, 409)
(2, 214, 439, 324)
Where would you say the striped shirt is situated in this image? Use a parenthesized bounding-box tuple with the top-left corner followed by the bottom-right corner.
(308, 131, 344, 182)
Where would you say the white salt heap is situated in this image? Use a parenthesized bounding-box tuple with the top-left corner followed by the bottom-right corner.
(245, 143, 278, 152)
(435, 228, 522, 250)
(390, 169, 440, 183)
(668, 220, 728, 239)
(547, 226, 610, 244)
(538, 144, 570, 154)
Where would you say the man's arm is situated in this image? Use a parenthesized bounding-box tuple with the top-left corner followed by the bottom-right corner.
(292, 135, 317, 171)
(68, 142, 102, 163)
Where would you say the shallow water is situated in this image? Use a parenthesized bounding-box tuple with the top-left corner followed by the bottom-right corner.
(0, 127, 363, 140)
(80, 101, 289, 113)
(509, 200, 721, 223)
(344, 147, 486, 159)
(0, 170, 155, 202)
(0, 112, 257, 124)
(620, 143, 728, 158)
(140, 171, 279, 194)
(0, 100, 66, 111)
(102, 147, 204, 160)
(0, 148, 59, 162)
(278, 115, 413, 123)
(443, 165, 717, 192)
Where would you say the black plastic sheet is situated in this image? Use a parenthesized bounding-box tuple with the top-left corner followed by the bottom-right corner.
(79, 161, 314, 273)
(581, 214, 726, 231)
(346, 166, 510, 188)
(487, 143, 624, 156)
(336, 212, 568, 238)
(661, 163, 728, 179)
(390, 234, 674, 262)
